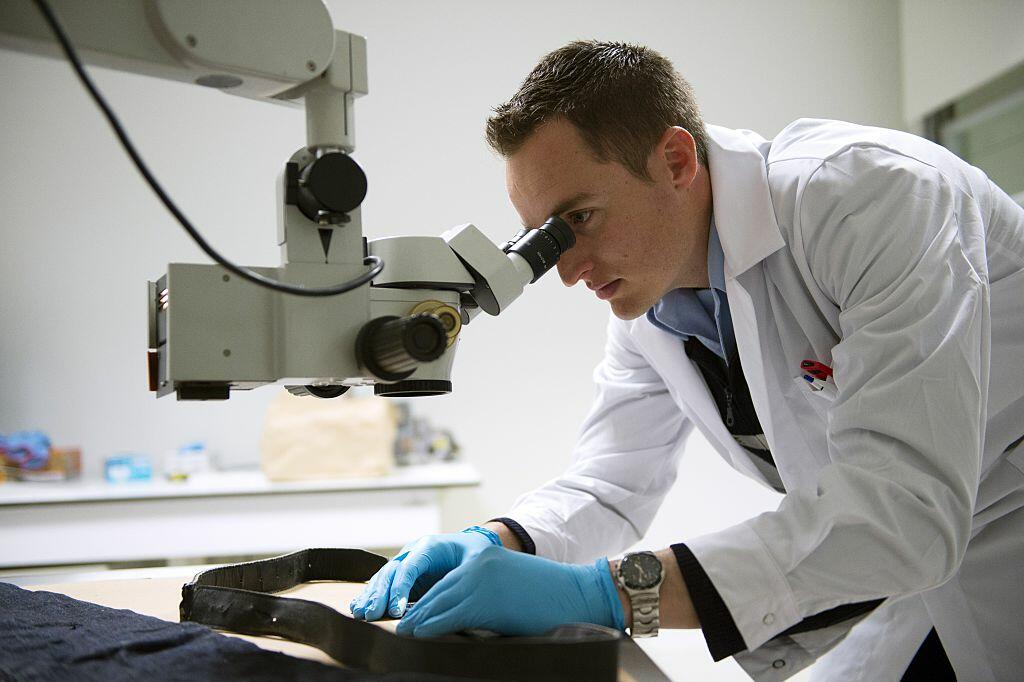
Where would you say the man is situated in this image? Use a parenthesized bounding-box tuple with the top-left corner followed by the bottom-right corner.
(352, 41, 1024, 680)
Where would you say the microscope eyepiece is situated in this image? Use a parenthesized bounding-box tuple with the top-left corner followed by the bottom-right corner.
(502, 215, 576, 283)
(539, 215, 575, 252)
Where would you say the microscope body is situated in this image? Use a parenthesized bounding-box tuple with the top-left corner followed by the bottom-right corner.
(148, 142, 558, 400)
(148, 203, 473, 400)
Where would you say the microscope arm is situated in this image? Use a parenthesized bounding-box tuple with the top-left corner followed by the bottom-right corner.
(0, 0, 364, 151)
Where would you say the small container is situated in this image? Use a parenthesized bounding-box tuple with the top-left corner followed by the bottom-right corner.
(105, 454, 153, 483)
(17, 447, 82, 482)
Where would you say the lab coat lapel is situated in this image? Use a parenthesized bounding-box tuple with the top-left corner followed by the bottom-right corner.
(707, 126, 786, 451)
(631, 318, 774, 485)
(727, 275, 778, 447)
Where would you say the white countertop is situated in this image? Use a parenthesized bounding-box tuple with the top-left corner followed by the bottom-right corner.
(0, 461, 480, 506)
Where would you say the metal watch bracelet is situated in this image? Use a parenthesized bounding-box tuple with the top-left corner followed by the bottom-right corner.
(630, 591, 661, 637)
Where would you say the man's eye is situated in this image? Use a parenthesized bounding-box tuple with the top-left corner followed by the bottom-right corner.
(568, 210, 592, 227)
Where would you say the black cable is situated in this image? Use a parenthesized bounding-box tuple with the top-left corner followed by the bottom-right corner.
(32, 0, 383, 297)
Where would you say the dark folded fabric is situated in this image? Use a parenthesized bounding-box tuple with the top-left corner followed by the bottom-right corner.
(0, 581, 445, 681)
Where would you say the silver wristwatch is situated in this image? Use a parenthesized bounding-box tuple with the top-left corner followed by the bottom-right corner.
(616, 551, 664, 637)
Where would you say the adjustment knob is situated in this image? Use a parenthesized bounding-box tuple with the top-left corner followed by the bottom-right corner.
(356, 313, 448, 382)
(294, 152, 368, 224)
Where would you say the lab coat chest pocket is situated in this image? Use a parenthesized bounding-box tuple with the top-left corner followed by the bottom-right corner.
(792, 375, 837, 423)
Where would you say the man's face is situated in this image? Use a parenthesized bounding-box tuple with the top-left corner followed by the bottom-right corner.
(506, 118, 709, 320)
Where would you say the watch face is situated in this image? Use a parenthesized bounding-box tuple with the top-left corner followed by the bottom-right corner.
(621, 552, 662, 590)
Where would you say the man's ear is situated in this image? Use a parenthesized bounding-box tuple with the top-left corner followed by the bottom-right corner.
(656, 126, 698, 189)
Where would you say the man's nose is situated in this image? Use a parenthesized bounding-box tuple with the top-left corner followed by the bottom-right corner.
(557, 248, 591, 287)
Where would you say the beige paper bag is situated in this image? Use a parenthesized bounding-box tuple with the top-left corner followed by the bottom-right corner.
(260, 390, 397, 481)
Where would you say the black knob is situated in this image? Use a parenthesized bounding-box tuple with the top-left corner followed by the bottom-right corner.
(357, 314, 447, 382)
(295, 152, 368, 223)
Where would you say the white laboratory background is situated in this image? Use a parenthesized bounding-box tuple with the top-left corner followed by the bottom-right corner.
(2, 1, 1021, 680)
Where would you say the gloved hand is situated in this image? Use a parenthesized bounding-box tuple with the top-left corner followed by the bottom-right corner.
(349, 526, 501, 621)
(396, 545, 626, 637)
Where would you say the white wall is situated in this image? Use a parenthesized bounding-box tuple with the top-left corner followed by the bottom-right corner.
(0, 0, 903, 547)
(900, 0, 1024, 122)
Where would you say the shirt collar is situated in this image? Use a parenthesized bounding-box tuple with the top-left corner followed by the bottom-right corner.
(707, 214, 726, 293)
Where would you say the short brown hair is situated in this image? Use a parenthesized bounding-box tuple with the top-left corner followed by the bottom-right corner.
(486, 40, 708, 180)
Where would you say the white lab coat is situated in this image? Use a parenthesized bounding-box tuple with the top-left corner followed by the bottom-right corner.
(507, 119, 1024, 681)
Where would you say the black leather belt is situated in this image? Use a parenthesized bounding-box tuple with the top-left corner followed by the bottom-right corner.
(179, 548, 625, 681)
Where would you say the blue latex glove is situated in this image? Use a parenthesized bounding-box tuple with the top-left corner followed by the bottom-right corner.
(396, 545, 626, 637)
(350, 526, 500, 621)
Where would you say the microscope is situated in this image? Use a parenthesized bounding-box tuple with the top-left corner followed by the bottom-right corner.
(0, 0, 574, 400)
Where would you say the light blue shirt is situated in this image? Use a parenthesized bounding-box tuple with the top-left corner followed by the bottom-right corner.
(646, 216, 736, 362)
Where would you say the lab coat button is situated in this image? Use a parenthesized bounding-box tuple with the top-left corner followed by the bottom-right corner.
(772, 659, 786, 669)
(762, 613, 775, 625)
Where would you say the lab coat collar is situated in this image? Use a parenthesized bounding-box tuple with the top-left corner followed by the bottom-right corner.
(705, 125, 786, 279)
